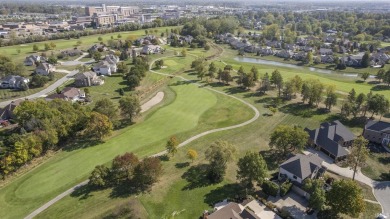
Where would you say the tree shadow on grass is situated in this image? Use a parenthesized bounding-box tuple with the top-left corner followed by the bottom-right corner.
(204, 183, 243, 206)
(110, 182, 138, 198)
(175, 162, 190, 168)
(224, 86, 248, 95)
(279, 102, 325, 118)
(260, 150, 284, 171)
(371, 84, 390, 91)
(62, 139, 103, 152)
(170, 80, 193, 86)
(70, 184, 94, 200)
(181, 164, 213, 190)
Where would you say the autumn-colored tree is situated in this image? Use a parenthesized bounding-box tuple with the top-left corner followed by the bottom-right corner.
(166, 136, 179, 157)
(187, 149, 198, 163)
(84, 112, 113, 140)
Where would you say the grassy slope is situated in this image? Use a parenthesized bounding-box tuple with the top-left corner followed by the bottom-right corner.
(0, 82, 221, 219)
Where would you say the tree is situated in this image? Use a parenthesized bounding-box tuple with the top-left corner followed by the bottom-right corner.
(269, 125, 309, 157)
(376, 69, 385, 82)
(111, 152, 139, 184)
(47, 56, 57, 65)
(242, 73, 255, 89)
(93, 52, 101, 62)
(347, 136, 369, 181)
(367, 94, 390, 118)
(50, 42, 56, 49)
(269, 106, 278, 115)
(117, 62, 129, 74)
(89, 165, 110, 188)
(361, 72, 370, 81)
(326, 179, 365, 217)
(133, 157, 163, 191)
(205, 140, 236, 183)
(181, 48, 187, 57)
(361, 52, 370, 68)
(301, 79, 324, 106)
(187, 149, 198, 163)
(98, 36, 103, 42)
(204, 44, 210, 50)
(166, 136, 179, 158)
(303, 179, 326, 211)
(237, 152, 268, 191)
(220, 70, 233, 85)
(384, 70, 390, 86)
(250, 66, 259, 82)
(84, 112, 113, 140)
(260, 72, 271, 93)
(119, 88, 125, 96)
(324, 85, 337, 111)
(348, 88, 356, 102)
(125, 74, 141, 90)
(237, 66, 245, 85)
(270, 69, 283, 97)
(33, 44, 39, 52)
(117, 34, 122, 39)
(93, 98, 118, 121)
(208, 62, 217, 81)
(305, 51, 313, 64)
(119, 95, 141, 122)
(44, 43, 51, 51)
(76, 40, 82, 46)
(30, 75, 49, 88)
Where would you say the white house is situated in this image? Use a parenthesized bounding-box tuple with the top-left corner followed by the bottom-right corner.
(278, 154, 324, 184)
(142, 45, 162, 54)
(93, 60, 116, 76)
(0, 75, 30, 89)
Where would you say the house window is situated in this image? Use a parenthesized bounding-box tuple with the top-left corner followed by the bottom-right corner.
(293, 175, 297, 179)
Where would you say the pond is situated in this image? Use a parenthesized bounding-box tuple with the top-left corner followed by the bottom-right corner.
(234, 57, 375, 78)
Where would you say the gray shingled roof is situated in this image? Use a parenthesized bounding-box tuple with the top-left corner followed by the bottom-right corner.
(365, 120, 390, 133)
(306, 120, 355, 158)
(280, 154, 323, 179)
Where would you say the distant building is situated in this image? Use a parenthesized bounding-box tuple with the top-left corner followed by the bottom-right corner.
(0, 99, 24, 120)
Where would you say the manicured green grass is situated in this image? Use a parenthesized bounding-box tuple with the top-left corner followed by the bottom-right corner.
(0, 81, 225, 219)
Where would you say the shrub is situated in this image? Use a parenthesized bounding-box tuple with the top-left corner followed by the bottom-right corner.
(262, 180, 279, 197)
(280, 181, 292, 196)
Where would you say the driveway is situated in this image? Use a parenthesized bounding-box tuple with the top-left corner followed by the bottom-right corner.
(373, 182, 390, 216)
(59, 53, 94, 66)
(0, 69, 78, 108)
(267, 192, 316, 219)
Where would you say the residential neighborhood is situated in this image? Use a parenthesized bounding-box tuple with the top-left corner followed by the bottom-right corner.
(0, 1, 389, 219)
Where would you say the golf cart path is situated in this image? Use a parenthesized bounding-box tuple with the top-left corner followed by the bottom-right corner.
(24, 90, 167, 219)
(24, 55, 261, 219)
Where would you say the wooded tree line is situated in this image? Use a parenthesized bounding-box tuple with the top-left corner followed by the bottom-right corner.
(0, 94, 141, 179)
(123, 56, 150, 91)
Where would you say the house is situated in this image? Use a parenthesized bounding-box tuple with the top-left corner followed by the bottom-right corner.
(371, 52, 390, 67)
(0, 99, 24, 120)
(363, 120, 390, 147)
(74, 71, 104, 87)
(266, 40, 282, 49)
(104, 54, 120, 64)
(35, 63, 55, 76)
(24, 55, 46, 66)
(88, 44, 107, 53)
(204, 198, 281, 219)
(318, 48, 333, 56)
(342, 54, 363, 67)
(321, 55, 334, 64)
(93, 60, 117, 76)
(46, 87, 85, 102)
(305, 120, 356, 161)
(141, 45, 162, 54)
(258, 47, 275, 56)
(61, 48, 83, 57)
(131, 48, 142, 57)
(0, 75, 30, 89)
(278, 154, 324, 185)
(275, 50, 294, 59)
(293, 52, 307, 61)
(244, 45, 258, 53)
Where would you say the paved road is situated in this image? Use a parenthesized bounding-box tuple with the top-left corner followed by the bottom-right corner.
(24, 55, 261, 219)
(373, 182, 390, 216)
(0, 69, 78, 108)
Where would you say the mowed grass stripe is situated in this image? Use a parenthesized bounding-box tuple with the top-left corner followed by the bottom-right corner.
(0, 83, 217, 219)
